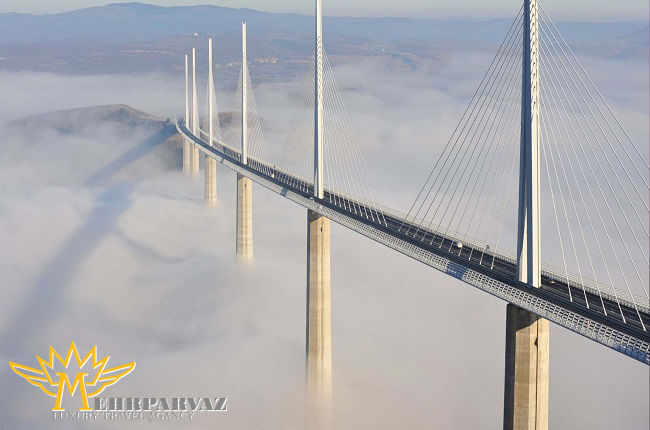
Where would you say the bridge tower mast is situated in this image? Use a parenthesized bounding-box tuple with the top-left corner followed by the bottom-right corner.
(191, 47, 200, 177)
(237, 22, 253, 261)
(505, 0, 549, 429)
(307, 0, 332, 428)
(242, 23, 248, 166)
(314, 0, 324, 199)
(183, 54, 191, 176)
(517, 0, 541, 288)
(205, 38, 217, 206)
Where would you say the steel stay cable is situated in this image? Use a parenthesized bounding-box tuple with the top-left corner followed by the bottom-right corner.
(444, 44, 524, 245)
(540, 57, 634, 320)
(540, 88, 590, 304)
(324, 60, 359, 213)
(541, 7, 650, 176)
(540, 31, 650, 304)
(541, 53, 644, 325)
(413, 22, 525, 238)
(467, 68, 522, 262)
(324, 52, 375, 221)
(539, 22, 650, 245)
(401, 7, 524, 232)
(422, 34, 525, 243)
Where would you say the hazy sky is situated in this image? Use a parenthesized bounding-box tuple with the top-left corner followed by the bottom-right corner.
(0, 0, 647, 21)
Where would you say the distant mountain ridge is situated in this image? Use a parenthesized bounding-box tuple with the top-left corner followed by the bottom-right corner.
(8, 104, 238, 137)
(8, 104, 167, 135)
(0, 3, 646, 76)
(0, 2, 646, 46)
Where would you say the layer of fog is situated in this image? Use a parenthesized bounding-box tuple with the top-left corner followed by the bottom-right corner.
(0, 50, 647, 429)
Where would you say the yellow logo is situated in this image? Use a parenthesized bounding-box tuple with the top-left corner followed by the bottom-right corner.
(9, 341, 135, 411)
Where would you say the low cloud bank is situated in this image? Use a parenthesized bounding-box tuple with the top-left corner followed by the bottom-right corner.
(0, 54, 647, 429)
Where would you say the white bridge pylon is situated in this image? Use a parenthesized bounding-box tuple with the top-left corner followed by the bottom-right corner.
(517, 0, 541, 289)
(204, 37, 218, 207)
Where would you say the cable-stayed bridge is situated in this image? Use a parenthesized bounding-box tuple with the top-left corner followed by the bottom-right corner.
(174, 0, 648, 428)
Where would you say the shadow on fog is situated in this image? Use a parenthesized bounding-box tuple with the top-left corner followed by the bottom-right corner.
(85, 125, 177, 187)
(0, 126, 178, 354)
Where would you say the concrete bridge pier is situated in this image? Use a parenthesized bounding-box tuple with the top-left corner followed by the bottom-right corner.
(236, 173, 253, 260)
(503, 304, 549, 430)
(191, 147, 200, 178)
(306, 209, 332, 428)
(205, 158, 217, 206)
(183, 141, 191, 175)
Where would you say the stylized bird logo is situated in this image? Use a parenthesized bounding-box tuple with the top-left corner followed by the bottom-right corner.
(9, 341, 135, 411)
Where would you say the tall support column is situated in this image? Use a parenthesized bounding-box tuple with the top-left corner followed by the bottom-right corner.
(504, 305, 549, 430)
(313, 0, 324, 199)
(205, 38, 217, 206)
(236, 23, 253, 261)
(191, 48, 200, 178)
(506, 1, 548, 429)
(308, 2, 331, 426)
(306, 209, 331, 428)
(183, 54, 191, 176)
(236, 174, 253, 260)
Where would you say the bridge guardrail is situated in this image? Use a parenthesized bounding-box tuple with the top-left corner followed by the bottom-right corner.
(372, 203, 650, 312)
(187, 121, 649, 312)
